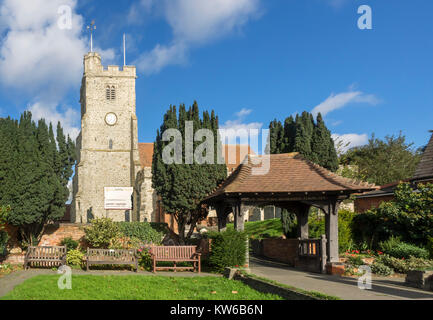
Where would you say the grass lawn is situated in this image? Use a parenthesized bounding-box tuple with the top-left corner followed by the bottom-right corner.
(1, 275, 284, 300)
(228, 219, 283, 239)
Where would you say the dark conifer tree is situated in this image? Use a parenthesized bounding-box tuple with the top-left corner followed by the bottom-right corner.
(0, 112, 76, 245)
(269, 111, 339, 172)
(152, 102, 227, 243)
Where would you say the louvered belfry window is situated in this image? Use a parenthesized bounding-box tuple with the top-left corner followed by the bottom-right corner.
(106, 86, 116, 100)
(111, 86, 116, 100)
(106, 86, 111, 100)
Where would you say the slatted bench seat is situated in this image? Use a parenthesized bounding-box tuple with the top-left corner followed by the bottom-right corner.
(24, 246, 67, 269)
(86, 248, 138, 272)
(149, 246, 201, 273)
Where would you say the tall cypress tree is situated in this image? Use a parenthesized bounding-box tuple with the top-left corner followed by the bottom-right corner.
(269, 111, 339, 172)
(0, 112, 76, 246)
(152, 101, 227, 243)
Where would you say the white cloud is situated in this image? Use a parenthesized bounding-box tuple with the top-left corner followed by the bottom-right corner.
(220, 109, 263, 148)
(0, 0, 115, 137)
(332, 133, 368, 154)
(236, 108, 253, 118)
(0, 0, 86, 102)
(311, 90, 380, 117)
(132, 0, 261, 74)
(134, 42, 187, 75)
(28, 102, 80, 139)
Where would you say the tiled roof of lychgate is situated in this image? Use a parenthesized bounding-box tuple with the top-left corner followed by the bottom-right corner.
(205, 153, 377, 199)
(413, 132, 433, 180)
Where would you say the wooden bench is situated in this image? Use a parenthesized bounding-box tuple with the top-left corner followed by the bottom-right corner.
(24, 246, 67, 270)
(149, 246, 201, 273)
(86, 248, 138, 272)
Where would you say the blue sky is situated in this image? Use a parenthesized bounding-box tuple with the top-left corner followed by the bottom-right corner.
(0, 0, 432, 152)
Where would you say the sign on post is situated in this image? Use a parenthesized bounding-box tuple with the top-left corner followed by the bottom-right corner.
(104, 187, 133, 210)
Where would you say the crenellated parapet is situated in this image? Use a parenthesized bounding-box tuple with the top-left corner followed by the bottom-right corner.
(83, 52, 136, 78)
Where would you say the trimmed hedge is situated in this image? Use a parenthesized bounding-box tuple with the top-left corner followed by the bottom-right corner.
(207, 229, 247, 273)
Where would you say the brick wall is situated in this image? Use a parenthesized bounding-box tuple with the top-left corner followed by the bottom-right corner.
(261, 239, 299, 266)
(1, 223, 86, 265)
(39, 223, 86, 246)
(354, 195, 394, 213)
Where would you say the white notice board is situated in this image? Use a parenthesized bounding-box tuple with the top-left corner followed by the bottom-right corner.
(104, 187, 133, 210)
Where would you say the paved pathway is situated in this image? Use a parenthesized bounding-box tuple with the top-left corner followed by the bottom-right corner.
(249, 256, 433, 300)
(0, 269, 219, 298)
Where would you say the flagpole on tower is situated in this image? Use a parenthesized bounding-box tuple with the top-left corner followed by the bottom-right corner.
(123, 33, 126, 66)
(87, 21, 96, 52)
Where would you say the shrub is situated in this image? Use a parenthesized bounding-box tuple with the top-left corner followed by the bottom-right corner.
(207, 229, 247, 273)
(378, 236, 402, 254)
(117, 222, 166, 245)
(371, 262, 393, 276)
(389, 243, 429, 260)
(379, 237, 429, 259)
(0, 230, 9, 256)
(60, 237, 79, 252)
(137, 246, 153, 271)
(346, 255, 364, 267)
(353, 183, 433, 248)
(405, 256, 433, 271)
(376, 254, 433, 274)
(66, 249, 85, 267)
(339, 210, 355, 253)
(84, 218, 121, 249)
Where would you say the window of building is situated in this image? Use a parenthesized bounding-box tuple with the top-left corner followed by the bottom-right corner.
(106, 86, 116, 100)
(111, 86, 116, 100)
(106, 86, 111, 100)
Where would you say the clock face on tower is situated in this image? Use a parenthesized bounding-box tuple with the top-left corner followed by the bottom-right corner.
(105, 112, 118, 126)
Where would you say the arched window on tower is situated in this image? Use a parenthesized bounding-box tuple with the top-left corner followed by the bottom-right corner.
(111, 86, 116, 100)
(109, 139, 113, 150)
(106, 86, 116, 100)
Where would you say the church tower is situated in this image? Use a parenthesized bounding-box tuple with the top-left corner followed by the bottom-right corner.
(71, 52, 141, 223)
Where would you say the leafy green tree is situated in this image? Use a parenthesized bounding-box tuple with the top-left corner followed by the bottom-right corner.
(352, 183, 433, 248)
(0, 112, 76, 246)
(152, 101, 227, 244)
(340, 133, 422, 185)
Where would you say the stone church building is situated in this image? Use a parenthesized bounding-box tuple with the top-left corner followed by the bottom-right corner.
(70, 52, 267, 227)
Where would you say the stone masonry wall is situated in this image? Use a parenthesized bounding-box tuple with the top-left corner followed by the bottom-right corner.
(71, 52, 140, 223)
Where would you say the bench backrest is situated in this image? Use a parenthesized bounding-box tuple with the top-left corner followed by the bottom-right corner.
(87, 248, 136, 260)
(27, 246, 66, 259)
(150, 246, 197, 259)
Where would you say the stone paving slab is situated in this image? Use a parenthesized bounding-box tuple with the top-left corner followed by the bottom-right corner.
(0, 269, 219, 298)
(249, 256, 433, 300)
